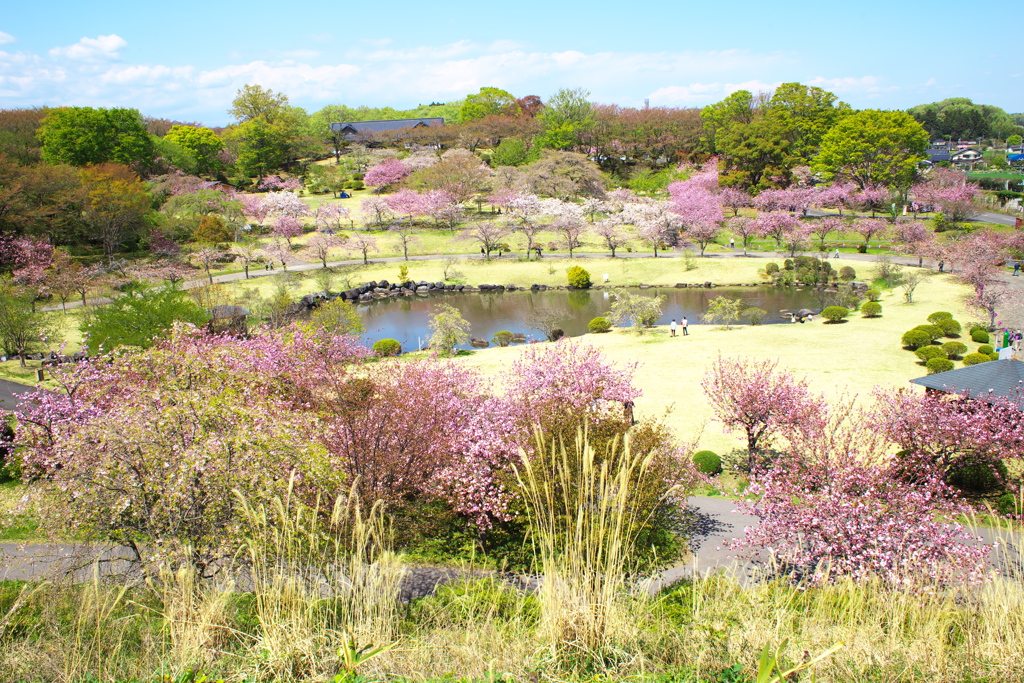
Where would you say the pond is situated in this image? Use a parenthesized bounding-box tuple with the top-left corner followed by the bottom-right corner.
(356, 286, 822, 351)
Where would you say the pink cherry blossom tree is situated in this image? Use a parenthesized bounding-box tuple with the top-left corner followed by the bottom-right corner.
(817, 182, 856, 217)
(893, 219, 936, 268)
(364, 158, 410, 191)
(458, 221, 512, 259)
(727, 217, 766, 256)
(551, 216, 587, 257)
(719, 187, 752, 217)
(702, 356, 823, 470)
(753, 211, 800, 249)
(314, 203, 351, 233)
(854, 185, 889, 218)
(303, 232, 344, 268)
(262, 191, 310, 219)
(593, 218, 628, 257)
(272, 215, 304, 247)
(346, 232, 379, 265)
(913, 167, 981, 224)
(852, 218, 889, 252)
(361, 196, 394, 228)
(240, 194, 271, 226)
(807, 217, 844, 251)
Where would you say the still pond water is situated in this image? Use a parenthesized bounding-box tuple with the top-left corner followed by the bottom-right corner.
(356, 286, 821, 351)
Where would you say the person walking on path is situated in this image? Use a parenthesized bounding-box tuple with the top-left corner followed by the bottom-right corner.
(729, 238, 735, 249)
(834, 248, 840, 259)
(682, 316, 689, 336)
(1015, 262, 1021, 276)
(670, 319, 677, 337)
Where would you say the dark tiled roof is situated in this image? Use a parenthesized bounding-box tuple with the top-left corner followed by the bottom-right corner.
(329, 118, 444, 135)
(910, 359, 1024, 409)
(925, 150, 951, 162)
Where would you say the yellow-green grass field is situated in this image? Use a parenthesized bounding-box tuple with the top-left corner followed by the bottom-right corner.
(454, 273, 980, 456)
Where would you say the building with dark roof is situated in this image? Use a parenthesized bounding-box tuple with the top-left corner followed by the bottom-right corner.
(909, 359, 1024, 410)
(330, 118, 444, 142)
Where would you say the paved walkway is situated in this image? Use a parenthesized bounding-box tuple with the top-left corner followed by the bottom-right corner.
(0, 378, 39, 412)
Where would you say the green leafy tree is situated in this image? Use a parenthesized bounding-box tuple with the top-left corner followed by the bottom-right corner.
(907, 98, 1023, 140)
(491, 138, 530, 167)
(0, 279, 59, 366)
(79, 163, 153, 263)
(39, 107, 154, 168)
(700, 90, 760, 154)
(609, 291, 664, 332)
(767, 82, 851, 161)
(704, 296, 743, 329)
(813, 110, 929, 189)
(717, 115, 799, 191)
(460, 87, 519, 122)
(81, 287, 211, 355)
(165, 125, 225, 175)
(428, 303, 471, 355)
(305, 298, 365, 336)
(538, 88, 593, 150)
(223, 85, 305, 178)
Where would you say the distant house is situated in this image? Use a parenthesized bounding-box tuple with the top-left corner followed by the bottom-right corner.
(956, 140, 979, 150)
(330, 118, 445, 142)
(910, 359, 1024, 410)
(951, 149, 983, 162)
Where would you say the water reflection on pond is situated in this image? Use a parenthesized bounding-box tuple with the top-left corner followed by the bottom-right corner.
(357, 286, 821, 351)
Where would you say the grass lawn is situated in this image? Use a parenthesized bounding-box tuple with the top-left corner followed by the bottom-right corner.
(0, 480, 40, 541)
(455, 273, 980, 455)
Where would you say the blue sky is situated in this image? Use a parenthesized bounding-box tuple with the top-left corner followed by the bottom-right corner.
(1, 0, 1020, 126)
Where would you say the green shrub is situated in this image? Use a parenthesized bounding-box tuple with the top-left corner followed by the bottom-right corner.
(351, 172, 365, 181)
(372, 338, 402, 357)
(821, 306, 849, 323)
(971, 328, 990, 343)
(927, 311, 953, 324)
(765, 262, 780, 275)
(947, 460, 1008, 494)
(693, 450, 722, 475)
(566, 265, 592, 289)
(783, 258, 794, 270)
(864, 289, 882, 302)
(997, 492, 1022, 517)
(838, 266, 856, 281)
(990, 353, 1001, 361)
(588, 316, 612, 333)
(977, 344, 994, 356)
(936, 318, 962, 337)
(861, 301, 882, 317)
(741, 307, 768, 325)
(914, 324, 945, 342)
(963, 352, 992, 366)
(915, 346, 947, 362)
(901, 329, 932, 350)
(926, 358, 955, 374)
(492, 330, 515, 347)
(941, 341, 968, 359)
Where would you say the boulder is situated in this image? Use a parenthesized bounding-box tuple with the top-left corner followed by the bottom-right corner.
(470, 337, 490, 348)
(416, 285, 430, 293)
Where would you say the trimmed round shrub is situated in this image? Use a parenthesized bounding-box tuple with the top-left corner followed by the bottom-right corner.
(990, 353, 1001, 361)
(927, 311, 953, 324)
(491, 330, 515, 347)
(947, 460, 1008, 494)
(588, 316, 612, 333)
(838, 266, 856, 281)
(977, 344, 994, 356)
(783, 258, 794, 270)
(566, 266, 592, 289)
(963, 352, 992, 366)
(926, 358, 954, 374)
(861, 301, 882, 318)
(765, 262, 780, 275)
(741, 307, 768, 325)
(902, 329, 932, 350)
(821, 306, 849, 323)
(915, 346, 947, 362)
(692, 450, 722, 475)
(914, 324, 945, 342)
(971, 328, 990, 343)
(864, 289, 882, 302)
(936, 318, 961, 337)
(371, 338, 402, 357)
(941, 341, 968, 359)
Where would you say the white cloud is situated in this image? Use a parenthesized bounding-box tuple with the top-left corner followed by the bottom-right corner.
(648, 80, 781, 105)
(49, 34, 126, 60)
(0, 31, 15, 45)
